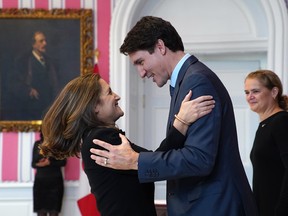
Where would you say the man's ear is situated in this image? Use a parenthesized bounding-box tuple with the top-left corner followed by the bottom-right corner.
(156, 39, 166, 55)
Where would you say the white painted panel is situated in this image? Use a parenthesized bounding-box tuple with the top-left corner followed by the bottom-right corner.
(19, 133, 34, 182)
(153, 108, 169, 151)
(234, 108, 258, 185)
(77, 166, 91, 198)
(82, 0, 95, 8)
(143, 82, 169, 151)
(155, 181, 166, 200)
(51, 0, 64, 8)
(20, 0, 33, 8)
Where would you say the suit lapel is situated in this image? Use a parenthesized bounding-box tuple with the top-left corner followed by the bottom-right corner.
(166, 55, 199, 134)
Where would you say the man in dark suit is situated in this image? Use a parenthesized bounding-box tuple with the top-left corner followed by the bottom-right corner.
(90, 16, 258, 216)
(11, 31, 59, 120)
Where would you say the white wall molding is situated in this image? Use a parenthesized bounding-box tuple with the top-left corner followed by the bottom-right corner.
(260, 0, 288, 92)
(185, 38, 268, 54)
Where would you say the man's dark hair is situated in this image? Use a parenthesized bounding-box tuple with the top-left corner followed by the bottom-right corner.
(120, 16, 184, 55)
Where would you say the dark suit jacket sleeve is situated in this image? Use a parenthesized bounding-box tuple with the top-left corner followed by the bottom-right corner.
(138, 72, 222, 182)
(156, 126, 186, 152)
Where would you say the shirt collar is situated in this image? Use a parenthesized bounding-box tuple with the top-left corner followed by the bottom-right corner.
(170, 53, 191, 87)
(32, 50, 43, 62)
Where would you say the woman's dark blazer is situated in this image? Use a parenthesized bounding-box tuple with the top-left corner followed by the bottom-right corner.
(81, 126, 185, 216)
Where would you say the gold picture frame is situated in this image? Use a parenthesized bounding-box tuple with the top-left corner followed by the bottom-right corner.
(0, 8, 94, 132)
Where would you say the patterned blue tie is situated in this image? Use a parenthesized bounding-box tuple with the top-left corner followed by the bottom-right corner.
(169, 85, 175, 97)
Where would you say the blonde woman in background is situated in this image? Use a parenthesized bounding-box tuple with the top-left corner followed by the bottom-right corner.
(244, 70, 288, 216)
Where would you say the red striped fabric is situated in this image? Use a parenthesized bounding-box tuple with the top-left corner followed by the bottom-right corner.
(65, 0, 80, 9)
(65, 157, 81, 180)
(2, 0, 18, 8)
(97, 0, 111, 83)
(2, 132, 18, 181)
(35, 0, 48, 9)
(35, 132, 40, 141)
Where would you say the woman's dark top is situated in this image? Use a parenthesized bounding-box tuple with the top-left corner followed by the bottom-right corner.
(32, 140, 67, 213)
(250, 111, 288, 216)
(81, 126, 185, 216)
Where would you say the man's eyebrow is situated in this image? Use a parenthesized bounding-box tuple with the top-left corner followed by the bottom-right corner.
(133, 59, 142, 65)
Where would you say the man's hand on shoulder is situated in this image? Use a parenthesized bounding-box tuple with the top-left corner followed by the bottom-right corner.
(90, 134, 139, 170)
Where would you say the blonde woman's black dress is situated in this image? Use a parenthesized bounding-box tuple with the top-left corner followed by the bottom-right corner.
(250, 111, 288, 216)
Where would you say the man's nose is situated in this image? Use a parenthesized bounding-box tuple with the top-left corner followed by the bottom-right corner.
(138, 68, 147, 78)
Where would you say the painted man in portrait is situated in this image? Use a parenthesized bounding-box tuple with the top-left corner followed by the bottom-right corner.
(10, 31, 59, 120)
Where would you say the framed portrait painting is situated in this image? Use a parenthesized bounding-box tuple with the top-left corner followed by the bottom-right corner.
(0, 9, 94, 131)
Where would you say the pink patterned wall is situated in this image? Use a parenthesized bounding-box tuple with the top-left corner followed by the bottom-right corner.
(96, 0, 111, 83)
(0, 0, 111, 182)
